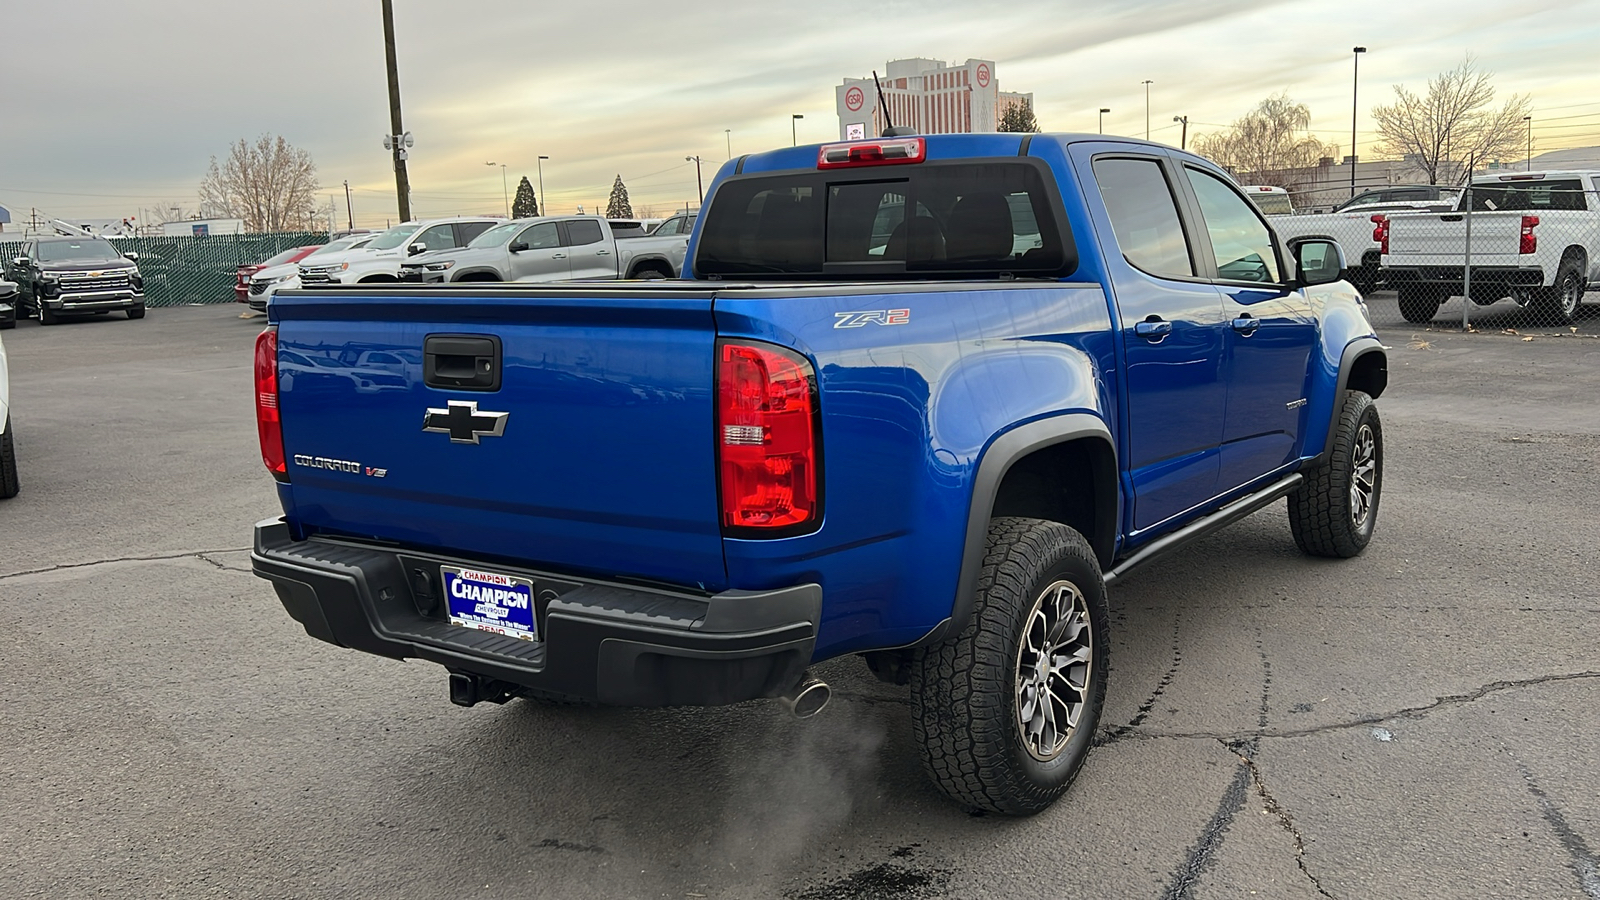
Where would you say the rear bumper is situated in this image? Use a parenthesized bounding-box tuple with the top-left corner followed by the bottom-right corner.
(251, 518, 820, 707)
(1383, 264, 1545, 287)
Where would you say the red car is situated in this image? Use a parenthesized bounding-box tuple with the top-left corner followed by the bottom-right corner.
(235, 246, 322, 304)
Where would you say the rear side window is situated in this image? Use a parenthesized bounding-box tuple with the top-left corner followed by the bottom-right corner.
(565, 220, 605, 246)
(1092, 157, 1194, 279)
(1469, 179, 1586, 212)
(413, 224, 456, 252)
(695, 160, 1074, 279)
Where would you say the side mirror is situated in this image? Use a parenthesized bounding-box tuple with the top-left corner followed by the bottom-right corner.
(123, 251, 140, 262)
(408, 242, 427, 256)
(508, 241, 529, 253)
(1289, 238, 1345, 288)
(12, 256, 30, 267)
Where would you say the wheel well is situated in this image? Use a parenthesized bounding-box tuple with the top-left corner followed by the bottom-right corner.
(1561, 245, 1586, 272)
(1347, 350, 1388, 399)
(628, 260, 672, 278)
(454, 270, 499, 282)
(990, 438, 1117, 569)
(358, 274, 398, 283)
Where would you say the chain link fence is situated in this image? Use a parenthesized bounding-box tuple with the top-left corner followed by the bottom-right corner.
(1358, 179, 1598, 334)
(0, 232, 328, 308)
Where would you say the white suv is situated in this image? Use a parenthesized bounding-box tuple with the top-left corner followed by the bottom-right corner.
(300, 217, 502, 285)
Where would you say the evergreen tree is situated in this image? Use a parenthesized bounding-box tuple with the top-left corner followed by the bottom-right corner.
(512, 176, 539, 217)
(606, 175, 633, 219)
(998, 101, 1039, 134)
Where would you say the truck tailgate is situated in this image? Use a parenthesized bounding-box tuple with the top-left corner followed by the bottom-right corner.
(271, 288, 726, 591)
(1387, 212, 1522, 264)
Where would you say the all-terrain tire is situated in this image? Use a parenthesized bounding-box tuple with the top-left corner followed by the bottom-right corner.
(1397, 284, 1442, 323)
(909, 517, 1109, 816)
(1289, 390, 1381, 558)
(126, 303, 146, 320)
(0, 417, 19, 499)
(1530, 257, 1583, 326)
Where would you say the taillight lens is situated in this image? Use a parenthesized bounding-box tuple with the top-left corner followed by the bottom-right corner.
(1371, 214, 1389, 255)
(817, 137, 926, 169)
(1520, 215, 1539, 254)
(254, 328, 288, 482)
(717, 341, 820, 532)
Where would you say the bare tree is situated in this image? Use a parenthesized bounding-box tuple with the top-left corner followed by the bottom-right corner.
(1371, 56, 1531, 184)
(1191, 93, 1337, 194)
(199, 135, 320, 233)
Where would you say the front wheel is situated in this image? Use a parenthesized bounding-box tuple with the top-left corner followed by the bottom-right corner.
(0, 417, 19, 499)
(1289, 390, 1382, 558)
(910, 517, 1108, 815)
(126, 303, 146, 320)
(39, 304, 59, 326)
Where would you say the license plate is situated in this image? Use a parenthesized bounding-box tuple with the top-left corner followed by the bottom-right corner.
(442, 566, 538, 641)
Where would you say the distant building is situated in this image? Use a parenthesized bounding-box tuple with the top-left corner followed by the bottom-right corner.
(835, 58, 1033, 140)
(160, 217, 243, 237)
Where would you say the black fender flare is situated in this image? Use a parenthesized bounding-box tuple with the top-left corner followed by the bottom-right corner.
(1320, 338, 1388, 460)
(449, 267, 504, 283)
(915, 414, 1117, 648)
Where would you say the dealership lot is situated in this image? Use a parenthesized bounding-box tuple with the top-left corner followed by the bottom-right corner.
(1, 302, 1597, 899)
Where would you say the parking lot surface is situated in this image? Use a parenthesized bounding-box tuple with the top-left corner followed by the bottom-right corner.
(2, 300, 1597, 899)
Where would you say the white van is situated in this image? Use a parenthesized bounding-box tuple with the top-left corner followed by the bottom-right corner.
(1240, 185, 1294, 216)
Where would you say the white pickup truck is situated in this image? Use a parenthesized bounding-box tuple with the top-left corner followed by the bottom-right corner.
(1380, 171, 1600, 324)
(1268, 190, 1460, 294)
(399, 214, 693, 284)
(298, 217, 503, 287)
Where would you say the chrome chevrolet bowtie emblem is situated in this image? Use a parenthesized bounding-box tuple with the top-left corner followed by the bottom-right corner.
(422, 400, 509, 444)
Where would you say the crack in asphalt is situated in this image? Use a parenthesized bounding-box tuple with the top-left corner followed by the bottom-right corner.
(1103, 609, 1183, 743)
(195, 553, 254, 574)
(1098, 670, 1600, 746)
(1514, 758, 1600, 899)
(0, 547, 253, 582)
(1243, 753, 1337, 899)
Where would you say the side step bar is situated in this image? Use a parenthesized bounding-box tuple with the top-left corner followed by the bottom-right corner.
(1102, 473, 1303, 588)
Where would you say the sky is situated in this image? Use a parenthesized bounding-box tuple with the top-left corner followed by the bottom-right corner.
(4, 0, 1600, 230)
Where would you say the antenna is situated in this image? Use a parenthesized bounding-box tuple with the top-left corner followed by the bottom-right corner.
(872, 70, 918, 138)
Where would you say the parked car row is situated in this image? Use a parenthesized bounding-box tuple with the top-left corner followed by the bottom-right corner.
(400, 212, 696, 284)
(246, 233, 377, 313)
(1, 236, 146, 325)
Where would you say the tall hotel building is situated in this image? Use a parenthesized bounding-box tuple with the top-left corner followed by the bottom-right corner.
(835, 58, 1034, 140)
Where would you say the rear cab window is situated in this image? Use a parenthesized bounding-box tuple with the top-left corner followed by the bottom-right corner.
(1469, 179, 1587, 212)
(694, 160, 1076, 279)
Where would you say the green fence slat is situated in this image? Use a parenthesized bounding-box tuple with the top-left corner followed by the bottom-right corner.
(0, 232, 329, 308)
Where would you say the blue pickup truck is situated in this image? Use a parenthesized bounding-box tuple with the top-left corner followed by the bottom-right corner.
(251, 133, 1387, 815)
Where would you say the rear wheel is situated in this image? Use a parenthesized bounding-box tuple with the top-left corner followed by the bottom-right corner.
(1289, 391, 1381, 558)
(1530, 258, 1583, 326)
(910, 517, 1108, 815)
(0, 417, 19, 500)
(1396, 284, 1443, 323)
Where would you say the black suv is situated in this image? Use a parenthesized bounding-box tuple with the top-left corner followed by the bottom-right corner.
(4, 236, 145, 325)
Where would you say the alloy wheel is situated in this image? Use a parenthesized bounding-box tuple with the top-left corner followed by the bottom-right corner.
(1014, 580, 1093, 761)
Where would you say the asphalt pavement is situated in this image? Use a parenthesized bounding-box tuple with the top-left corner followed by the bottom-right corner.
(2, 302, 1597, 899)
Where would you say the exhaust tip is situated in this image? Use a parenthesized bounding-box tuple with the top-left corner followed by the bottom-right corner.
(780, 673, 831, 719)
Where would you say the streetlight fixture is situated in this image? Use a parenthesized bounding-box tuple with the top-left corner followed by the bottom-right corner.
(725, 129, 732, 160)
(1172, 115, 1189, 150)
(1098, 108, 1110, 134)
(485, 161, 508, 217)
(1350, 46, 1367, 199)
(1141, 80, 1153, 140)
(792, 114, 803, 146)
(686, 156, 704, 205)
(1523, 115, 1533, 170)
(536, 155, 549, 216)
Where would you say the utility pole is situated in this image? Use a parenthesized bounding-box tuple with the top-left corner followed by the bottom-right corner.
(536, 156, 548, 216)
(381, 0, 411, 221)
(1098, 108, 1109, 135)
(686, 156, 704, 204)
(1350, 46, 1366, 199)
(1172, 115, 1189, 150)
(725, 129, 732, 159)
(343, 180, 354, 230)
(1523, 115, 1533, 170)
(1141, 80, 1153, 140)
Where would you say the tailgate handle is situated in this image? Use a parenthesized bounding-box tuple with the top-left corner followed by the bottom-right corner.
(424, 334, 502, 392)
(1440, 215, 1463, 222)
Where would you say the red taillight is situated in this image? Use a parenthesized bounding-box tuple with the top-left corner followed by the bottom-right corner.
(817, 137, 925, 169)
(1520, 215, 1539, 254)
(717, 342, 819, 532)
(254, 329, 288, 481)
(1372, 214, 1389, 255)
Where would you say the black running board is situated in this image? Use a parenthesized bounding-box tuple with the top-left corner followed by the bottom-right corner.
(1102, 473, 1303, 588)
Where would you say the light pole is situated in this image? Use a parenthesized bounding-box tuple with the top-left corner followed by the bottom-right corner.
(380, 0, 411, 221)
(485, 161, 508, 217)
(792, 114, 803, 146)
(1098, 108, 1109, 134)
(1351, 46, 1366, 199)
(343, 180, 354, 230)
(1523, 115, 1533, 170)
(1172, 115, 1189, 150)
(1141, 80, 1153, 140)
(536, 155, 548, 216)
(725, 129, 732, 159)
(686, 156, 704, 205)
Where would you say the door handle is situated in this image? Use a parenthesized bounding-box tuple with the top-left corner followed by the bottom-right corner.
(1133, 318, 1172, 340)
(1232, 314, 1260, 335)
(552, 253, 567, 259)
(595, 250, 610, 256)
